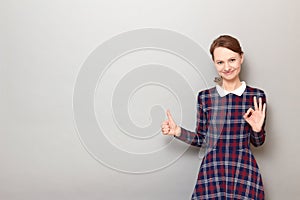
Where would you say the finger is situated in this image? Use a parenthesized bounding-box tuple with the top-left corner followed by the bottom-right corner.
(253, 96, 258, 111)
(161, 124, 168, 130)
(162, 129, 169, 135)
(161, 125, 170, 133)
(166, 110, 175, 123)
(163, 126, 170, 131)
(164, 129, 173, 135)
(244, 107, 254, 118)
(262, 103, 266, 115)
(258, 97, 262, 111)
(162, 127, 170, 134)
(161, 120, 169, 126)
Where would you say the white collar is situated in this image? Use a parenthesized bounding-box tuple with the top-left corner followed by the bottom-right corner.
(216, 81, 246, 97)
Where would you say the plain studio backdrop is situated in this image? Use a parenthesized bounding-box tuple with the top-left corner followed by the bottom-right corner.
(1, 0, 299, 199)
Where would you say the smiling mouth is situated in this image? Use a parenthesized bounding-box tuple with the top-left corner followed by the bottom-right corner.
(223, 70, 235, 75)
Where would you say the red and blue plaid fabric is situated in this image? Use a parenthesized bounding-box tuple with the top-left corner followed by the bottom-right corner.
(177, 86, 266, 200)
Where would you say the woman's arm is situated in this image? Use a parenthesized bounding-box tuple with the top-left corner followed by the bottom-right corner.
(162, 92, 207, 147)
(244, 92, 267, 147)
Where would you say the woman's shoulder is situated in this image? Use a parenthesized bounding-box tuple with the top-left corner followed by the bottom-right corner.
(198, 86, 218, 96)
(196, 87, 220, 104)
(245, 85, 266, 97)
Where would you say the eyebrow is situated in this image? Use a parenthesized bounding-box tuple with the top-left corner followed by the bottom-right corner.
(215, 57, 237, 62)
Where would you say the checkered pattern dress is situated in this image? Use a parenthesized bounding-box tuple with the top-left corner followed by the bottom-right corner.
(177, 86, 266, 200)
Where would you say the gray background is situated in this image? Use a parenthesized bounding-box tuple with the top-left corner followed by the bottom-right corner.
(1, 0, 299, 199)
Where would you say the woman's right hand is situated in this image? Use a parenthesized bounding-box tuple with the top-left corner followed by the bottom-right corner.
(161, 110, 181, 137)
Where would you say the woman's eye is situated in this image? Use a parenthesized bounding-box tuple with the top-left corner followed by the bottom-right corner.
(217, 61, 223, 65)
(230, 58, 236, 62)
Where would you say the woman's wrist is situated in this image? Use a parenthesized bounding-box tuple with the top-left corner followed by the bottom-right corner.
(252, 127, 262, 132)
(175, 126, 182, 137)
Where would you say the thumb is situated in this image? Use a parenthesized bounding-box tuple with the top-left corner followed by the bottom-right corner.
(166, 110, 175, 124)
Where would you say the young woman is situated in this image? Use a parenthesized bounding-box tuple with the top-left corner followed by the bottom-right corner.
(161, 35, 267, 199)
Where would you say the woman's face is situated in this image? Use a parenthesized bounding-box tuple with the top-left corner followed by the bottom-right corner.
(213, 47, 244, 82)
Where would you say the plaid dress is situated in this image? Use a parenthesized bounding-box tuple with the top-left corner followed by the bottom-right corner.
(177, 85, 266, 200)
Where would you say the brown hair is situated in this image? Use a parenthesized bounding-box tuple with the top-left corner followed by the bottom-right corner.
(210, 35, 243, 60)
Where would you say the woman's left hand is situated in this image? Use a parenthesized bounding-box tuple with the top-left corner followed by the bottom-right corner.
(243, 96, 266, 132)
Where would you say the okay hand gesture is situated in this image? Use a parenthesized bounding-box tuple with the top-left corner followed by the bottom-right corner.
(243, 96, 266, 132)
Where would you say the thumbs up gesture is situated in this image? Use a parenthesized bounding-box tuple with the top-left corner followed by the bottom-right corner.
(161, 110, 181, 137)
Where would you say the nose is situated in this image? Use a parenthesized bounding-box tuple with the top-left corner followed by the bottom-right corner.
(224, 62, 230, 71)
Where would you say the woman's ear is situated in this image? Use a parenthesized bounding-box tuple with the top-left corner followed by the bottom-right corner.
(240, 53, 244, 64)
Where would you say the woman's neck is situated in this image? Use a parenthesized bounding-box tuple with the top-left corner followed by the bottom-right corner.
(222, 79, 242, 92)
